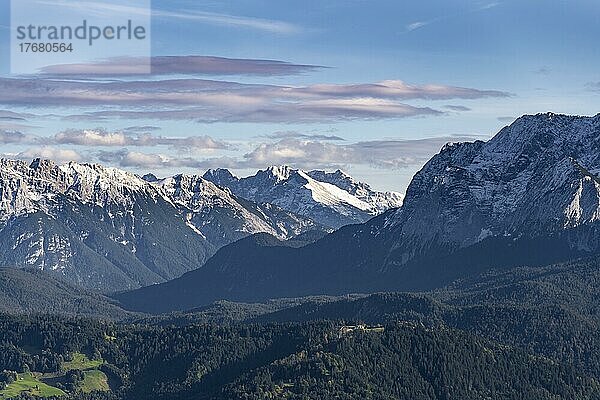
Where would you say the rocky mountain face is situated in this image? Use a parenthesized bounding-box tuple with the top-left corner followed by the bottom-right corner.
(203, 165, 404, 229)
(382, 112, 600, 263)
(0, 159, 202, 292)
(151, 173, 324, 249)
(0, 159, 322, 291)
(116, 113, 600, 312)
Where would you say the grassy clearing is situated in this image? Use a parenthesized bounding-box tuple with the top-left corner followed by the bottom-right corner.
(0, 373, 65, 398)
(0, 353, 109, 398)
(80, 370, 110, 393)
(62, 352, 103, 372)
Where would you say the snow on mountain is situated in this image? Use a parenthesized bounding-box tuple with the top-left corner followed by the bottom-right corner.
(0, 159, 323, 290)
(381, 113, 600, 262)
(306, 169, 404, 214)
(203, 166, 404, 229)
(116, 113, 600, 311)
(151, 173, 323, 248)
(0, 158, 157, 222)
(0, 159, 212, 290)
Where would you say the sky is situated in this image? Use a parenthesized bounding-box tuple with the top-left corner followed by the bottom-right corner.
(0, 0, 599, 192)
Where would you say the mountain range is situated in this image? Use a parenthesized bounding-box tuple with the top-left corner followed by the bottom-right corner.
(203, 166, 404, 228)
(116, 113, 600, 312)
(0, 159, 400, 291)
(1, 112, 599, 311)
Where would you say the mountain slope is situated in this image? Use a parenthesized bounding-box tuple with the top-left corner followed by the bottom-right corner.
(384, 112, 600, 263)
(0, 267, 131, 318)
(116, 113, 600, 311)
(0, 159, 213, 291)
(203, 165, 403, 228)
(115, 224, 600, 313)
(150, 173, 324, 249)
(0, 160, 323, 291)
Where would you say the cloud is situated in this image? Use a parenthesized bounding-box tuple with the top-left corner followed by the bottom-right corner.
(54, 129, 130, 146)
(0, 123, 34, 132)
(406, 21, 429, 32)
(0, 130, 27, 144)
(52, 129, 230, 149)
(586, 82, 600, 92)
(34, 0, 301, 34)
(123, 125, 162, 133)
(0, 77, 509, 123)
(0, 110, 36, 121)
(96, 149, 224, 169)
(497, 116, 515, 123)
(65, 103, 441, 123)
(294, 80, 511, 100)
(444, 105, 471, 112)
(405, 2, 500, 33)
(0, 127, 231, 150)
(97, 150, 167, 168)
(96, 135, 483, 171)
(534, 67, 551, 75)
(264, 131, 345, 141)
(40, 56, 325, 77)
(241, 136, 483, 169)
(243, 139, 349, 168)
(478, 2, 501, 10)
(15, 147, 82, 163)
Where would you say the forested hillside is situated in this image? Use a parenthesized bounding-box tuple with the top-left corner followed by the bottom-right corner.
(2, 256, 600, 399)
(0, 268, 130, 319)
(0, 314, 598, 400)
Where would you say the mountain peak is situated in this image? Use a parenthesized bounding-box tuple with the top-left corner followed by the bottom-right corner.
(204, 165, 403, 229)
(29, 158, 52, 170)
(387, 112, 600, 262)
(334, 169, 352, 178)
(264, 165, 294, 181)
(142, 173, 159, 182)
(202, 168, 238, 187)
(0, 158, 326, 290)
(484, 113, 600, 162)
(510, 112, 599, 128)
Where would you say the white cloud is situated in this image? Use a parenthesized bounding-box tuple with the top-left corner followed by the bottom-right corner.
(93, 135, 484, 171)
(40, 56, 324, 77)
(56, 129, 129, 146)
(17, 147, 82, 163)
(0, 77, 508, 123)
(263, 131, 345, 141)
(53, 129, 230, 149)
(478, 2, 501, 11)
(96, 149, 216, 169)
(406, 21, 429, 31)
(0, 130, 27, 144)
(34, 1, 301, 34)
(405, 2, 501, 33)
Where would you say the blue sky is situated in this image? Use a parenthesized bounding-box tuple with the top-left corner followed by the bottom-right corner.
(0, 0, 599, 192)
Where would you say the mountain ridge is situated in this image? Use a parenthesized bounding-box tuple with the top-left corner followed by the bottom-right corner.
(203, 165, 404, 228)
(0, 159, 394, 290)
(116, 113, 600, 311)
